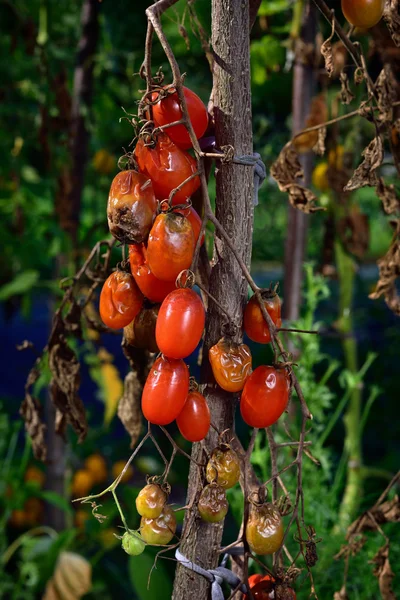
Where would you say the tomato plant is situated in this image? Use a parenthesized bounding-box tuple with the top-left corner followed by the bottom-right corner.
(140, 504, 177, 545)
(240, 366, 290, 428)
(209, 338, 252, 392)
(243, 291, 281, 344)
(176, 390, 210, 442)
(121, 531, 146, 556)
(151, 86, 208, 149)
(135, 132, 200, 203)
(198, 483, 228, 523)
(156, 288, 205, 358)
(246, 502, 284, 555)
(136, 483, 167, 519)
(129, 243, 176, 302)
(124, 303, 159, 353)
(206, 445, 240, 489)
(341, 0, 384, 28)
(146, 212, 195, 281)
(142, 355, 189, 425)
(107, 170, 157, 243)
(99, 271, 143, 329)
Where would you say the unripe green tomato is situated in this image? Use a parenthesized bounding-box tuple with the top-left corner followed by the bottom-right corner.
(121, 530, 146, 556)
(140, 505, 177, 545)
(198, 483, 228, 523)
(245, 502, 284, 555)
(206, 446, 240, 489)
(136, 483, 167, 519)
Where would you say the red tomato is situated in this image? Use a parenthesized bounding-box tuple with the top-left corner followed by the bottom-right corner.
(176, 390, 210, 442)
(147, 213, 195, 282)
(156, 288, 205, 358)
(240, 366, 290, 428)
(99, 271, 143, 329)
(135, 133, 200, 203)
(244, 293, 282, 344)
(129, 244, 176, 302)
(341, 0, 384, 28)
(142, 355, 189, 425)
(244, 574, 275, 599)
(175, 206, 205, 246)
(151, 86, 208, 150)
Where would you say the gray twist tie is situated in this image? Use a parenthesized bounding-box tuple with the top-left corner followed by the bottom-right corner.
(214, 150, 266, 206)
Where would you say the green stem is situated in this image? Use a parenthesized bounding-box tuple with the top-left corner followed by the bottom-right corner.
(111, 489, 129, 531)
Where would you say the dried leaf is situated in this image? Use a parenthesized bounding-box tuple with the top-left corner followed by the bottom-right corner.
(340, 71, 355, 105)
(337, 208, 370, 258)
(313, 126, 327, 156)
(344, 137, 383, 191)
(293, 94, 328, 154)
(376, 178, 400, 215)
(118, 372, 143, 448)
(64, 302, 83, 338)
(384, 0, 400, 47)
(321, 18, 335, 77)
(369, 224, 400, 315)
(371, 543, 396, 600)
(20, 393, 47, 461)
(375, 66, 397, 124)
(348, 496, 400, 535)
(43, 552, 91, 600)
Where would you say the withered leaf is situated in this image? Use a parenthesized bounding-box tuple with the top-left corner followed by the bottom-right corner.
(20, 393, 47, 461)
(344, 137, 383, 192)
(371, 543, 396, 600)
(384, 0, 400, 47)
(376, 178, 400, 215)
(64, 301, 83, 338)
(50, 380, 87, 442)
(118, 372, 143, 448)
(337, 209, 370, 258)
(375, 66, 397, 124)
(348, 496, 400, 536)
(313, 126, 327, 156)
(369, 225, 400, 315)
(321, 19, 335, 77)
(340, 71, 355, 105)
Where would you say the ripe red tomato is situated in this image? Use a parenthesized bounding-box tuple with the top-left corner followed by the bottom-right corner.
(146, 212, 195, 282)
(244, 292, 281, 344)
(99, 271, 143, 329)
(240, 366, 290, 428)
(129, 243, 176, 302)
(142, 355, 189, 425)
(107, 170, 157, 243)
(209, 338, 252, 392)
(244, 574, 275, 599)
(151, 86, 208, 150)
(156, 288, 205, 358)
(341, 0, 384, 28)
(134, 132, 200, 203)
(175, 206, 205, 246)
(176, 390, 210, 442)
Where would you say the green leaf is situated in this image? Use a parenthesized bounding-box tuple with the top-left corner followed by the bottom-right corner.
(129, 551, 173, 600)
(38, 491, 73, 515)
(0, 270, 39, 301)
(259, 0, 290, 15)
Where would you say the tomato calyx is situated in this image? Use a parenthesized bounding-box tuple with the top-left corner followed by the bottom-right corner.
(175, 268, 195, 289)
(146, 475, 171, 497)
(117, 150, 139, 173)
(220, 321, 239, 340)
(189, 376, 199, 392)
(248, 485, 268, 508)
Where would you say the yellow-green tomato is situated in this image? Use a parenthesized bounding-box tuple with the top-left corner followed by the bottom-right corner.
(198, 483, 228, 523)
(136, 483, 167, 519)
(206, 446, 240, 489)
(140, 505, 177, 545)
(245, 502, 284, 555)
(121, 530, 146, 556)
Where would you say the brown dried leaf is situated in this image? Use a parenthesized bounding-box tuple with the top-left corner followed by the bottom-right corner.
(375, 66, 397, 124)
(313, 126, 327, 156)
(371, 543, 396, 600)
(64, 301, 83, 338)
(321, 19, 335, 77)
(384, 0, 400, 47)
(344, 137, 383, 191)
(20, 393, 47, 461)
(293, 94, 328, 154)
(376, 178, 400, 215)
(337, 209, 370, 258)
(340, 71, 355, 105)
(118, 372, 143, 448)
(348, 496, 400, 535)
(369, 224, 400, 315)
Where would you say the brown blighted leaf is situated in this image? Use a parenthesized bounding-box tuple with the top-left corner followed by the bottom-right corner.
(348, 496, 400, 535)
(384, 0, 400, 47)
(313, 126, 327, 156)
(376, 178, 400, 215)
(118, 372, 143, 448)
(271, 144, 324, 213)
(293, 94, 328, 154)
(20, 393, 47, 461)
(50, 381, 86, 443)
(369, 224, 400, 315)
(340, 71, 355, 105)
(337, 208, 370, 258)
(55, 409, 67, 440)
(344, 137, 383, 191)
(354, 67, 365, 85)
(375, 66, 397, 124)
(371, 543, 396, 600)
(43, 551, 92, 600)
(321, 19, 335, 77)
(64, 301, 83, 338)
(334, 587, 349, 600)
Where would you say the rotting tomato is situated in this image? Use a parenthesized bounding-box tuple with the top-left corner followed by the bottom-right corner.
(209, 338, 252, 392)
(244, 574, 275, 600)
(129, 243, 176, 302)
(142, 355, 189, 425)
(198, 483, 228, 523)
(136, 483, 167, 519)
(206, 445, 240, 489)
(176, 390, 210, 442)
(246, 502, 284, 555)
(107, 170, 157, 244)
(244, 291, 282, 344)
(240, 366, 290, 428)
(99, 271, 143, 329)
(151, 86, 208, 150)
(134, 132, 200, 203)
(156, 288, 205, 358)
(140, 504, 177, 545)
(124, 303, 159, 353)
(175, 206, 205, 246)
(146, 212, 195, 282)
(341, 0, 384, 29)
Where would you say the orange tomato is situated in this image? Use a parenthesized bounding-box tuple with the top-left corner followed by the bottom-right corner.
(209, 338, 252, 392)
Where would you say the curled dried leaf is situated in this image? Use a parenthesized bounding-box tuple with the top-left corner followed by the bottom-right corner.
(337, 208, 370, 258)
(375, 66, 397, 124)
(376, 178, 400, 215)
(321, 18, 335, 77)
(20, 393, 47, 461)
(118, 371, 143, 448)
(369, 224, 400, 315)
(384, 0, 400, 47)
(340, 71, 355, 105)
(293, 94, 328, 154)
(313, 126, 327, 156)
(371, 543, 396, 600)
(344, 137, 383, 191)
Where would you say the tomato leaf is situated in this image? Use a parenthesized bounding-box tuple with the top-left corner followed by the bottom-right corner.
(0, 270, 39, 301)
(38, 490, 73, 515)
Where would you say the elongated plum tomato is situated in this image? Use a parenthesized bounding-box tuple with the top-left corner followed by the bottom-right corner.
(134, 133, 200, 204)
(209, 338, 252, 393)
(142, 355, 189, 425)
(99, 271, 143, 329)
(107, 170, 157, 244)
(240, 366, 289, 428)
(246, 502, 284, 555)
(129, 244, 176, 303)
(146, 213, 195, 282)
(175, 206, 205, 246)
(151, 86, 208, 150)
(244, 292, 282, 344)
(176, 390, 210, 442)
(341, 0, 384, 28)
(156, 288, 205, 358)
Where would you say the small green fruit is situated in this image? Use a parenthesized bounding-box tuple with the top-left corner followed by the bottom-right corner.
(121, 530, 146, 556)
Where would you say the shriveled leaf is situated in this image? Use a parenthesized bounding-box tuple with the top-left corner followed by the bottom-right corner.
(371, 543, 396, 600)
(376, 178, 400, 215)
(63, 302, 83, 338)
(340, 71, 354, 105)
(369, 225, 400, 315)
(313, 126, 327, 156)
(20, 393, 47, 461)
(118, 372, 143, 448)
(375, 66, 397, 124)
(321, 19, 335, 77)
(43, 552, 92, 600)
(50, 380, 87, 442)
(344, 137, 383, 191)
(293, 94, 328, 154)
(337, 209, 370, 258)
(384, 0, 400, 47)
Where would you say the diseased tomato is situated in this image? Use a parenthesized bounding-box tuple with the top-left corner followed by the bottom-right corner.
(142, 355, 189, 425)
(135, 132, 200, 203)
(136, 484, 167, 519)
(156, 288, 205, 358)
(146, 213, 195, 282)
(341, 0, 384, 28)
(176, 390, 210, 442)
(206, 446, 240, 489)
(140, 505, 177, 545)
(107, 170, 157, 243)
(151, 86, 208, 149)
(244, 292, 281, 344)
(244, 574, 275, 599)
(209, 338, 252, 392)
(198, 483, 228, 523)
(175, 206, 204, 246)
(240, 366, 290, 428)
(100, 271, 143, 329)
(124, 303, 159, 353)
(129, 243, 176, 302)
(246, 502, 284, 555)
(121, 530, 145, 556)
